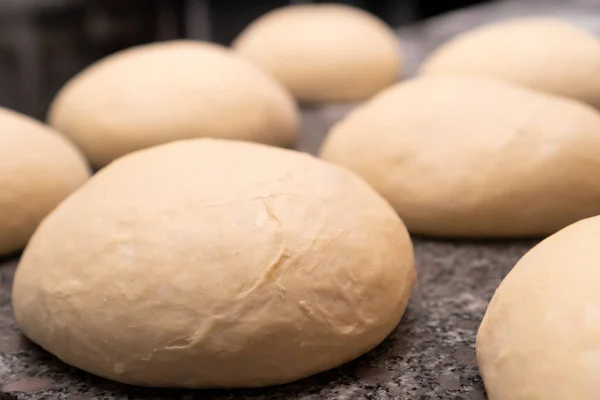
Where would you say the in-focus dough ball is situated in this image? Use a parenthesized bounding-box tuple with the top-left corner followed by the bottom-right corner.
(12, 139, 415, 388)
(320, 75, 600, 238)
(48, 40, 299, 168)
(233, 3, 401, 103)
(0, 108, 90, 256)
(477, 216, 600, 400)
(420, 17, 600, 108)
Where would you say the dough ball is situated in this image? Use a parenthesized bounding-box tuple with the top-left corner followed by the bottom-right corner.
(420, 17, 600, 108)
(477, 216, 600, 400)
(0, 108, 89, 256)
(233, 3, 401, 103)
(12, 139, 415, 388)
(320, 75, 600, 238)
(48, 40, 299, 168)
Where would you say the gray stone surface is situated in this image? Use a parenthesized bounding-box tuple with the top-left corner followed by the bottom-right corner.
(0, 239, 535, 399)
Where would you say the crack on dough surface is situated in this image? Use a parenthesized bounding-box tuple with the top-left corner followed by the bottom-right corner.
(161, 197, 288, 353)
(235, 198, 287, 300)
(186, 192, 321, 213)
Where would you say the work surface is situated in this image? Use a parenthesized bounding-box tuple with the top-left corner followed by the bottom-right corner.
(0, 239, 534, 400)
(0, 239, 533, 400)
(1, 0, 598, 398)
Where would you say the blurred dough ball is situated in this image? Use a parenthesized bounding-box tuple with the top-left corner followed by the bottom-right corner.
(12, 139, 415, 388)
(0, 108, 90, 256)
(320, 75, 600, 238)
(48, 40, 299, 168)
(233, 3, 401, 103)
(477, 216, 600, 400)
(420, 17, 600, 108)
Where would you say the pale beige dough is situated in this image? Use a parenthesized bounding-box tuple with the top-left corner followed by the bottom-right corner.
(477, 216, 600, 400)
(420, 17, 600, 108)
(48, 40, 299, 168)
(320, 75, 600, 238)
(12, 139, 415, 388)
(0, 108, 90, 256)
(232, 3, 401, 103)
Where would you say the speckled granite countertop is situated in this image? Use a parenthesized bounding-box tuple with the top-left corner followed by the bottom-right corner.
(1, 0, 599, 398)
(0, 239, 534, 399)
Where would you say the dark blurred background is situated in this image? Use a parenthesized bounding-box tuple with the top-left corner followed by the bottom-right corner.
(0, 0, 492, 119)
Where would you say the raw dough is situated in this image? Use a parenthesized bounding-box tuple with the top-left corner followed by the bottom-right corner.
(48, 40, 299, 168)
(12, 139, 415, 388)
(0, 108, 89, 256)
(477, 216, 600, 400)
(233, 3, 401, 103)
(320, 75, 600, 238)
(420, 17, 600, 108)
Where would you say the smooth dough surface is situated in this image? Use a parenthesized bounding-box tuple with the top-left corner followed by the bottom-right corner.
(0, 108, 89, 256)
(48, 40, 299, 168)
(320, 75, 600, 238)
(477, 216, 600, 400)
(420, 17, 600, 108)
(233, 3, 401, 103)
(12, 139, 415, 388)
